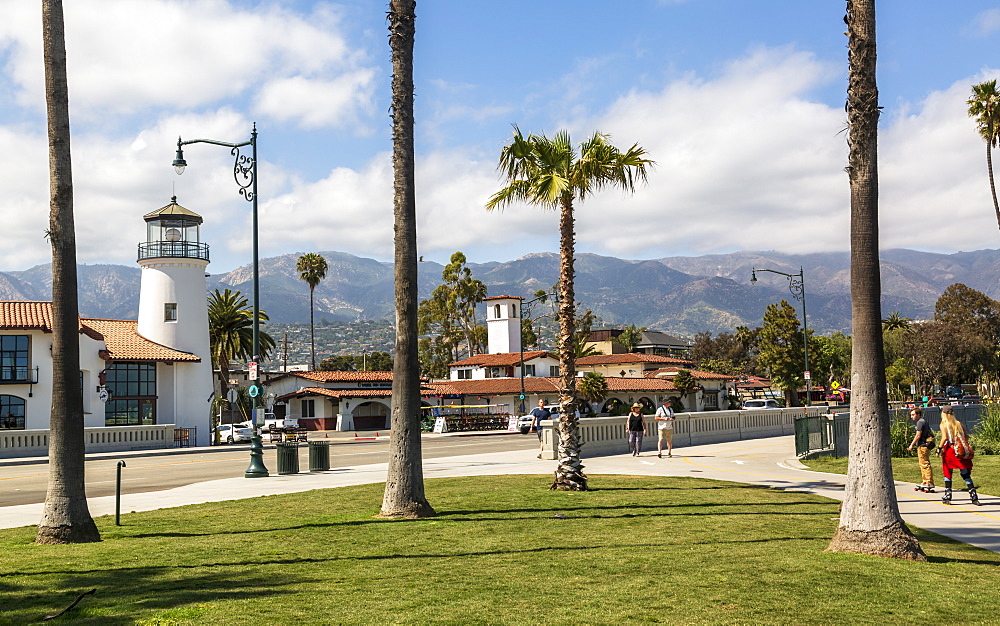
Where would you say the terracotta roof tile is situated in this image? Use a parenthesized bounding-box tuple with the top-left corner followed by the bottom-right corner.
(83, 319, 201, 362)
(645, 367, 734, 381)
(576, 353, 694, 366)
(277, 385, 440, 402)
(0, 303, 199, 363)
(449, 351, 555, 367)
(482, 295, 523, 301)
(429, 376, 677, 394)
(268, 371, 396, 384)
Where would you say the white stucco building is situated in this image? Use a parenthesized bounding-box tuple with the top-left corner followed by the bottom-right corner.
(0, 198, 215, 449)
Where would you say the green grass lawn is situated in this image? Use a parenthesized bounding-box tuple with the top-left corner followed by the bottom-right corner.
(803, 453, 1000, 491)
(2, 475, 999, 625)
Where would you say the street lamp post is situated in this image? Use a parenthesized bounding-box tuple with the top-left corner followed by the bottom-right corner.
(751, 266, 811, 406)
(173, 124, 268, 478)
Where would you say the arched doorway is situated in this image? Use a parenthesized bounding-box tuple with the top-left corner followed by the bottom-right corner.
(353, 401, 389, 430)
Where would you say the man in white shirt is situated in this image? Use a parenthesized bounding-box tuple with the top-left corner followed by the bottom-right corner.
(654, 399, 676, 458)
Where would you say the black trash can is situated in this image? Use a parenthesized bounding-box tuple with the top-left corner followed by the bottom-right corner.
(276, 442, 300, 475)
(308, 440, 331, 472)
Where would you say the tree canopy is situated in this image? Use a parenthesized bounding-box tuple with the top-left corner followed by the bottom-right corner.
(756, 300, 805, 406)
(417, 251, 487, 377)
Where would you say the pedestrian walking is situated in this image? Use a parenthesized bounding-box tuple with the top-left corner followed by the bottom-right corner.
(907, 407, 936, 493)
(939, 405, 980, 505)
(625, 403, 646, 456)
(654, 399, 675, 458)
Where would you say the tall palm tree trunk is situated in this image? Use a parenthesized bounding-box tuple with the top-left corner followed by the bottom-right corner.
(380, 0, 434, 518)
(827, 0, 923, 559)
(36, 0, 100, 544)
(309, 284, 316, 370)
(987, 143, 1000, 229)
(551, 198, 587, 491)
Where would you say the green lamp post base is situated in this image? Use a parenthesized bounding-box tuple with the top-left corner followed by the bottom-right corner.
(244, 434, 269, 478)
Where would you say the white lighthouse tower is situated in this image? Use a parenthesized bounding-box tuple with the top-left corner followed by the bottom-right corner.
(136, 197, 213, 443)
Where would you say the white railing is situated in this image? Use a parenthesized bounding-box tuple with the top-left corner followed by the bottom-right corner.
(539, 407, 826, 460)
(0, 424, 176, 459)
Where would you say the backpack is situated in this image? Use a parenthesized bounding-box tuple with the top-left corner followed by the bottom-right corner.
(953, 434, 975, 460)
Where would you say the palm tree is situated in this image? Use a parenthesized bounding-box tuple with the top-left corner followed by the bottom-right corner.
(37, 0, 100, 545)
(968, 79, 1000, 229)
(380, 0, 435, 519)
(827, 0, 925, 560)
(208, 288, 276, 403)
(881, 311, 912, 332)
(577, 372, 608, 416)
(296, 253, 328, 370)
(487, 127, 651, 491)
(35, 0, 100, 545)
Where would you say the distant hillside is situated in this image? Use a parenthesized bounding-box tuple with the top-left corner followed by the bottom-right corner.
(2, 247, 996, 336)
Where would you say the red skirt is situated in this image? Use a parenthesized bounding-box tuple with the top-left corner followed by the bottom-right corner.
(941, 443, 973, 472)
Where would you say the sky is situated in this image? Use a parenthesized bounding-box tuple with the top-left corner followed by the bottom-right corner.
(1, 1, 999, 274)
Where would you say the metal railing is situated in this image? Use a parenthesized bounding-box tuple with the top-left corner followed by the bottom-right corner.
(138, 241, 210, 261)
(0, 366, 38, 384)
(794, 404, 986, 458)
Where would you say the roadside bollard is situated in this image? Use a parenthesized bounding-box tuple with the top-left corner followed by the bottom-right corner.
(115, 460, 126, 526)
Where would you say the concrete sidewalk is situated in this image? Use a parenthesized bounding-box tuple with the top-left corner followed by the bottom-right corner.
(2, 435, 997, 554)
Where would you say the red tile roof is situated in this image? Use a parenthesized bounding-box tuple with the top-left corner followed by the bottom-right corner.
(449, 351, 555, 367)
(482, 295, 523, 301)
(268, 371, 396, 384)
(428, 376, 677, 395)
(85, 319, 201, 362)
(428, 377, 562, 396)
(576, 353, 694, 366)
(277, 385, 441, 402)
(645, 368, 734, 381)
(0, 301, 55, 330)
(0, 302, 201, 362)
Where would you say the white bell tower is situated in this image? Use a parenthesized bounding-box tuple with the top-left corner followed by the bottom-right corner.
(485, 295, 523, 354)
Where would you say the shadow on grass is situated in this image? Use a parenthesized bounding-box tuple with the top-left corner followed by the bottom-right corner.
(8, 535, 825, 582)
(122, 499, 834, 539)
(0, 567, 308, 624)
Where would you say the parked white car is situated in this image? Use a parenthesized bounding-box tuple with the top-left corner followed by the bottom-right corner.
(215, 423, 254, 443)
(741, 399, 781, 410)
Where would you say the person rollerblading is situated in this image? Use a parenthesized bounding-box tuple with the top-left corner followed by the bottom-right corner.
(939, 405, 979, 509)
(941, 487, 952, 504)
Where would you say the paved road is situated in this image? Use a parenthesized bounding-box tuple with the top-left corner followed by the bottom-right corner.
(0, 432, 537, 507)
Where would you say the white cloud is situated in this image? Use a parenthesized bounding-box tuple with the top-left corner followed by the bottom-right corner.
(970, 9, 1000, 37)
(0, 0, 376, 128)
(254, 70, 377, 130)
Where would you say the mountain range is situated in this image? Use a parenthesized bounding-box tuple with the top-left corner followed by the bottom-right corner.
(2, 248, 998, 337)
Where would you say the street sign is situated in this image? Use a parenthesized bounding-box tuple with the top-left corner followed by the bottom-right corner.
(255, 407, 265, 425)
(226, 388, 238, 404)
(248, 384, 261, 398)
(248, 361, 258, 381)
(98, 387, 111, 403)
(804, 371, 811, 380)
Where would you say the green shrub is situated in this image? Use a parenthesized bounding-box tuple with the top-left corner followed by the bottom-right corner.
(890, 414, 916, 458)
(971, 403, 1000, 454)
